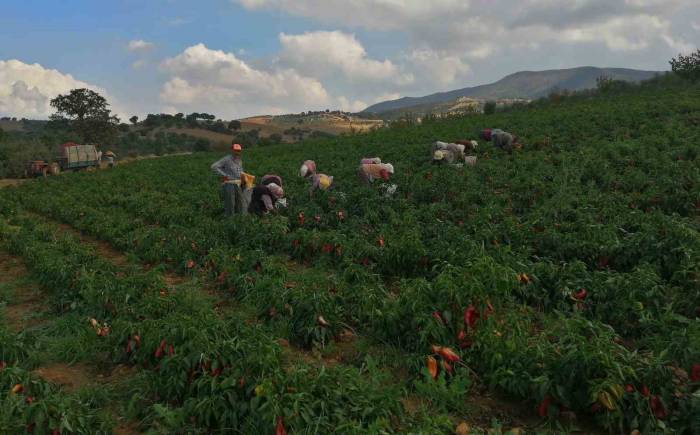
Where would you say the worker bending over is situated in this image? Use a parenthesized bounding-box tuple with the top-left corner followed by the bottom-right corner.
(358, 162, 394, 184)
(249, 182, 285, 215)
(481, 129, 521, 153)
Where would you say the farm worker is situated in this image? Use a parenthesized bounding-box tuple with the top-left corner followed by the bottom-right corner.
(299, 160, 316, 178)
(432, 141, 465, 163)
(211, 143, 246, 216)
(454, 139, 478, 150)
(248, 182, 285, 216)
(105, 151, 117, 168)
(358, 163, 394, 184)
(361, 157, 382, 165)
(433, 149, 457, 164)
(309, 173, 334, 196)
(481, 129, 520, 153)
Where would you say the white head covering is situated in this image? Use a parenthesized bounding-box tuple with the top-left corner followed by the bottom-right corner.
(385, 163, 394, 174)
(299, 164, 309, 177)
(470, 140, 478, 149)
(267, 183, 284, 199)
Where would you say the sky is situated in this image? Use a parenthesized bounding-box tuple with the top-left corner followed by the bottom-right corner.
(0, 0, 698, 121)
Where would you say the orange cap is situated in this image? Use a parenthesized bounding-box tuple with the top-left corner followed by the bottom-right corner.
(232, 143, 242, 152)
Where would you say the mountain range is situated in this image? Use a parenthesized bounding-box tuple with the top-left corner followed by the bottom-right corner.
(363, 66, 662, 116)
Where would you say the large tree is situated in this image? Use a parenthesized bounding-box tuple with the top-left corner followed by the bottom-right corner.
(49, 88, 119, 144)
(670, 49, 700, 82)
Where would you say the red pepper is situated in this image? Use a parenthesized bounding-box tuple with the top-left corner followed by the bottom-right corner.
(483, 301, 494, 320)
(155, 339, 166, 359)
(322, 243, 333, 254)
(275, 416, 287, 435)
(297, 212, 305, 226)
(437, 346, 460, 362)
(0, 361, 5, 371)
(133, 335, 141, 348)
(25, 396, 33, 404)
(377, 237, 385, 248)
(538, 395, 551, 417)
(168, 344, 174, 356)
(625, 384, 635, 393)
(640, 385, 650, 397)
(292, 239, 300, 247)
(126, 341, 132, 354)
(431, 311, 443, 324)
(464, 305, 479, 329)
(314, 215, 321, 223)
(650, 395, 667, 419)
(574, 288, 587, 300)
(691, 364, 700, 382)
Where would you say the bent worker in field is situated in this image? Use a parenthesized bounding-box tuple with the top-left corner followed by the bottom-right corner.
(211, 143, 246, 216)
(481, 129, 521, 153)
(358, 162, 394, 184)
(299, 160, 316, 178)
(432, 141, 466, 164)
(248, 182, 285, 216)
(308, 173, 334, 197)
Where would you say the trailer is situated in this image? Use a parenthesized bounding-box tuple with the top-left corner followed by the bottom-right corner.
(25, 143, 100, 177)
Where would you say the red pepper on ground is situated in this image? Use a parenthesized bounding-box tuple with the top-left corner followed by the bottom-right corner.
(464, 305, 479, 329)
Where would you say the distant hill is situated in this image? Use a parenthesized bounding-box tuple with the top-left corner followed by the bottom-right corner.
(363, 67, 661, 115)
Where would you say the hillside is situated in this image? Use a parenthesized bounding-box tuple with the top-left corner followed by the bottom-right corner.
(1, 77, 699, 433)
(364, 67, 661, 115)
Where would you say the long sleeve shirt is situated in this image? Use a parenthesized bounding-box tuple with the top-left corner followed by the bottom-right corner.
(309, 174, 333, 193)
(211, 155, 243, 180)
(358, 164, 390, 184)
(491, 129, 514, 150)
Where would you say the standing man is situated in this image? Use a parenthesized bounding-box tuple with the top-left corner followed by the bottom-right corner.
(211, 143, 246, 216)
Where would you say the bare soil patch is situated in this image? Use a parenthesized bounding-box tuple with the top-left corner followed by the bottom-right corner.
(33, 363, 96, 392)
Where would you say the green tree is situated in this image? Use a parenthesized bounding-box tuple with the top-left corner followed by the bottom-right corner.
(670, 49, 700, 82)
(49, 88, 119, 144)
(228, 120, 242, 131)
(130, 115, 139, 125)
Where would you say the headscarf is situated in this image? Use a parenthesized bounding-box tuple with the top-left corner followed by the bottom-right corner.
(299, 160, 316, 177)
(480, 129, 493, 141)
(267, 183, 284, 199)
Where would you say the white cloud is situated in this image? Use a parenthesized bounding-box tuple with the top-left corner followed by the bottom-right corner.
(0, 59, 106, 119)
(128, 39, 155, 52)
(692, 21, 700, 31)
(406, 49, 470, 87)
(336, 96, 367, 112)
(159, 43, 334, 118)
(278, 31, 412, 84)
(131, 59, 147, 70)
(237, 0, 695, 59)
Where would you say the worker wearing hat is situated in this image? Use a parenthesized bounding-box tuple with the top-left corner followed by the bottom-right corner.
(211, 143, 247, 216)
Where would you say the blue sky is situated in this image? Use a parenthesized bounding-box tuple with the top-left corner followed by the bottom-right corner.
(1, 0, 698, 120)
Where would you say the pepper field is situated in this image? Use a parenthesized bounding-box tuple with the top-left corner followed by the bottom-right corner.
(1, 81, 700, 434)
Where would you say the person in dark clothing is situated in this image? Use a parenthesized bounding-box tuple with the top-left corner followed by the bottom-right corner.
(248, 183, 284, 216)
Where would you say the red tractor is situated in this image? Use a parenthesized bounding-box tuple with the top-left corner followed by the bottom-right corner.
(25, 143, 100, 178)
